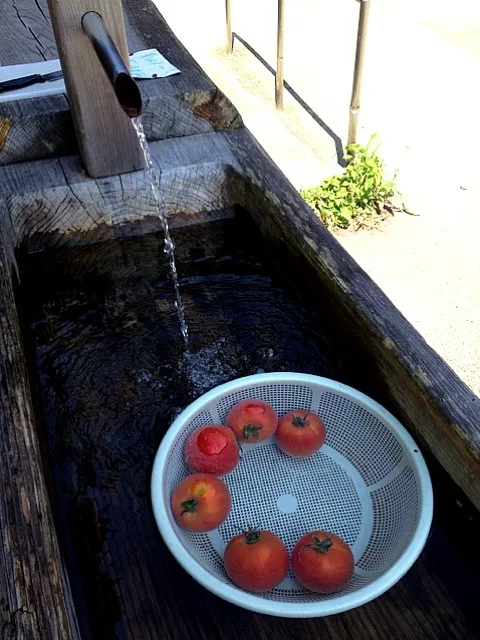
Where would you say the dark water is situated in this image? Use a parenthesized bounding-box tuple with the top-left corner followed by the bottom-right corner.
(17, 215, 357, 639)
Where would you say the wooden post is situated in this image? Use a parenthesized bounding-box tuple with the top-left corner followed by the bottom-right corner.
(225, 0, 233, 53)
(47, 0, 145, 177)
(275, 0, 285, 109)
(348, 0, 371, 145)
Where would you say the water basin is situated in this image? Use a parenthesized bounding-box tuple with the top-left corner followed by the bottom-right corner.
(3, 132, 478, 640)
(15, 213, 364, 637)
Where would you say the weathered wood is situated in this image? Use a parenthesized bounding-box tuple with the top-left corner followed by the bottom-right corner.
(47, 0, 144, 177)
(0, 236, 80, 639)
(0, 0, 57, 64)
(0, 96, 74, 166)
(0, 0, 70, 165)
(0, 0, 242, 166)
(114, 0, 242, 135)
(0, 80, 241, 168)
(136, 76, 242, 140)
(223, 128, 480, 510)
(0, 132, 242, 251)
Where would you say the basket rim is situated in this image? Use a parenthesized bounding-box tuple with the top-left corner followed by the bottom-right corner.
(151, 372, 434, 617)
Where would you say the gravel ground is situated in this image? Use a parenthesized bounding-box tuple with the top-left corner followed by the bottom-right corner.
(155, 0, 480, 394)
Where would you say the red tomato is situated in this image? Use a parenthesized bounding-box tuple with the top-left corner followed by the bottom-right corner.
(224, 529, 289, 592)
(184, 425, 239, 475)
(171, 473, 231, 532)
(226, 399, 278, 443)
(276, 410, 326, 457)
(292, 531, 354, 593)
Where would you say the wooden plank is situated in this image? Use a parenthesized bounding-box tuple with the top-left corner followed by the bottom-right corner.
(0, 0, 57, 64)
(0, 80, 242, 167)
(224, 128, 480, 510)
(0, 96, 74, 166)
(123, 2, 242, 135)
(0, 132, 242, 251)
(123, 0, 210, 71)
(112, 0, 243, 138)
(0, 0, 242, 166)
(140, 75, 242, 140)
(0, 236, 79, 639)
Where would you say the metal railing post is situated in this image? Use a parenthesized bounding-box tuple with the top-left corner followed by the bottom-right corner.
(348, 0, 371, 145)
(225, 0, 233, 53)
(275, 0, 285, 109)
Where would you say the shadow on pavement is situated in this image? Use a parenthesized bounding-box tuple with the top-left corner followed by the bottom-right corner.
(233, 32, 346, 167)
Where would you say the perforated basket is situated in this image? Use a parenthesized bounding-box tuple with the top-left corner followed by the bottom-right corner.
(151, 373, 433, 617)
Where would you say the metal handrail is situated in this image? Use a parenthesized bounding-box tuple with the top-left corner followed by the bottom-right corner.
(275, 0, 285, 110)
(225, 0, 233, 54)
(225, 0, 371, 144)
(348, 0, 371, 144)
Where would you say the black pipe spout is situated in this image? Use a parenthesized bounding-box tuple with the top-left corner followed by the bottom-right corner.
(82, 11, 142, 118)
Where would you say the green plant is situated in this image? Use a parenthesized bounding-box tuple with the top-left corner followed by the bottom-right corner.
(301, 136, 399, 230)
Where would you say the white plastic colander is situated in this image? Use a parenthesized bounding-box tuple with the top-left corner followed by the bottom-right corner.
(151, 373, 433, 617)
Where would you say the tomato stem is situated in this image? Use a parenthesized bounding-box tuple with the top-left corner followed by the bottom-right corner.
(306, 535, 333, 554)
(292, 413, 310, 427)
(180, 498, 198, 515)
(242, 424, 263, 440)
(243, 527, 261, 545)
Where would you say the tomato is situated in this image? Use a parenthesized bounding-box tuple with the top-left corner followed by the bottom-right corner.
(292, 531, 354, 593)
(184, 425, 239, 475)
(171, 473, 231, 532)
(226, 399, 278, 443)
(276, 410, 326, 457)
(224, 529, 289, 592)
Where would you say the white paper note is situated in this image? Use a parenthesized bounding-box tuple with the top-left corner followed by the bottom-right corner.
(129, 49, 180, 79)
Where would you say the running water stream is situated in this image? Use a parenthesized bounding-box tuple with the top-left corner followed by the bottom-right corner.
(133, 117, 189, 346)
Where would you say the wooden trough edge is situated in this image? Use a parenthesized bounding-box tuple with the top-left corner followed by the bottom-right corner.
(0, 132, 245, 253)
(0, 233, 81, 639)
